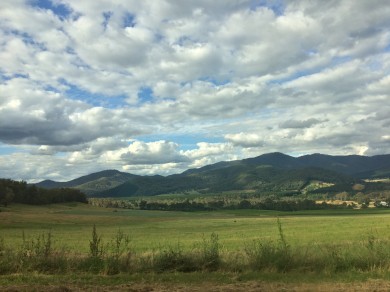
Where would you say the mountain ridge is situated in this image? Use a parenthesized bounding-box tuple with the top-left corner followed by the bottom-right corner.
(35, 152, 390, 197)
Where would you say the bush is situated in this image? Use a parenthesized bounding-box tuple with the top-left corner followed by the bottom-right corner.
(85, 225, 106, 273)
(200, 232, 221, 271)
(105, 229, 132, 275)
(153, 244, 197, 273)
(244, 218, 293, 272)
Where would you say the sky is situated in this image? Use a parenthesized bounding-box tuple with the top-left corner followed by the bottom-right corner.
(1, 0, 390, 182)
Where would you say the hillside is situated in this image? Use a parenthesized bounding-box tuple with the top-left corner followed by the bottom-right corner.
(192, 152, 390, 177)
(36, 170, 138, 195)
(33, 152, 390, 197)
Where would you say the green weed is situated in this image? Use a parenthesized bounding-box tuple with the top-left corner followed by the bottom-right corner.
(153, 243, 197, 273)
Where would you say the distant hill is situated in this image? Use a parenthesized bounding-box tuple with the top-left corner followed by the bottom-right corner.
(297, 153, 390, 177)
(36, 170, 138, 195)
(201, 152, 390, 177)
(35, 152, 390, 197)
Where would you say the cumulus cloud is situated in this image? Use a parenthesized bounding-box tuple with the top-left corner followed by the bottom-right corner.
(119, 140, 190, 165)
(0, 78, 145, 146)
(225, 133, 265, 148)
(0, 0, 389, 181)
(183, 142, 239, 169)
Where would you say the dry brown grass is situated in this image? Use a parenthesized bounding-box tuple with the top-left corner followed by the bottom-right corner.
(2, 280, 390, 292)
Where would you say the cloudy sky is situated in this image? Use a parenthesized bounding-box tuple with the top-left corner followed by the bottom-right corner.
(1, 0, 390, 182)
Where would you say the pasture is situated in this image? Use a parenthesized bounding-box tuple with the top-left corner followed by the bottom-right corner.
(3, 203, 390, 290)
(2, 203, 390, 253)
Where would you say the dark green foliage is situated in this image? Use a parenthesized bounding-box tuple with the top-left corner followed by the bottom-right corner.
(89, 225, 104, 259)
(0, 179, 87, 206)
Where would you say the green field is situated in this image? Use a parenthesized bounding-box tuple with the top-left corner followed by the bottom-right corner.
(3, 203, 390, 290)
(3, 203, 390, 253)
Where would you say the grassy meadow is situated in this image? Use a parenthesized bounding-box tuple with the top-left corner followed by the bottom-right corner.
(3, 203, 390, 253)
(3, 203, 390, 290)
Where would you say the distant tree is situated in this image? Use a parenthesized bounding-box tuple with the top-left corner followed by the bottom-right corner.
(0, 187, 14, 207)
(0, 178, 87, 205)
(335, 192, 349, 201)
(139, 200, 147, 210)
(238, 199, 252, 209)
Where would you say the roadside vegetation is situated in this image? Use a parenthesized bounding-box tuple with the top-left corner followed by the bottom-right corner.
(3, 206, 390, 277)
(0, 221, 390, 275)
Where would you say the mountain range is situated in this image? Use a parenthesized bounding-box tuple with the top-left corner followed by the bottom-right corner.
(36, 152, 390, 197)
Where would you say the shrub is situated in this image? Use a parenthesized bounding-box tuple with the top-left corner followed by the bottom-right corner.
(104, 229, 132, 275)
(85, 225, 106, 273)
(244, 218, 293, 272)
(153, 243, 197, 273)
(200, 232, 221, 271)
(89, 225, 104, 259)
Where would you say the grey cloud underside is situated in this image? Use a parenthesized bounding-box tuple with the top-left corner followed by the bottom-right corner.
(279, 118, 322, 129)
(120, 153, 190, 165)
(0, 103, 144, 146)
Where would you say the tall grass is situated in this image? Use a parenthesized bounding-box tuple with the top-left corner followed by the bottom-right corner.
(2, 221, 390, 275)
(244, 217, 292, 272)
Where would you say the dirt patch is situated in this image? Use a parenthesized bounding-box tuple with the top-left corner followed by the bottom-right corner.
(2, 280, 390, 292)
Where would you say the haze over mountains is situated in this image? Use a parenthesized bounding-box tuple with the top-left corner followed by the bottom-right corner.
(35, 152, 390, 197)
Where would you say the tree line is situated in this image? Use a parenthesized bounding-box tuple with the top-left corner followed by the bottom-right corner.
(89, 196, 355, 212)
(0, 179, 87, 206)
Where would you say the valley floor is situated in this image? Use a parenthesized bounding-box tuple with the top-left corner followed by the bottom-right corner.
(3, 203, 390, 291)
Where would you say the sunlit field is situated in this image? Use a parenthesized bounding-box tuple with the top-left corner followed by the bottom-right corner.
(3, 203, 390, 291)
(2, 203, 390, 253)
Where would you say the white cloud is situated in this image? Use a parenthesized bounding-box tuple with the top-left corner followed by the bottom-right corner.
(0, 0, 389, 181)
(225, 133, 264, 148)
(119, 140, 189, 165)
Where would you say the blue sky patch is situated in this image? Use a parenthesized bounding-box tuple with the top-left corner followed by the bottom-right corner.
(5, 29, 46, 50)
(250, 0, 285, 16)
(102, 11, 113, 29)
(64, 82, 128, 108)
(123, 12, 136, 28)
(1, 73, 30, 81)
(0, 144, 19, 155)
(268, 68, 320, 84)
(383, 42, 390, 52)
(30, 0, 72, 19)
(137, 87, 154, 103)
(331, 55, 353, 66)
(199, 77, 231, 86)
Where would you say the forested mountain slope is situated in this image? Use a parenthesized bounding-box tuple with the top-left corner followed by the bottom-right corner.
(34, 152, 390, 197)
